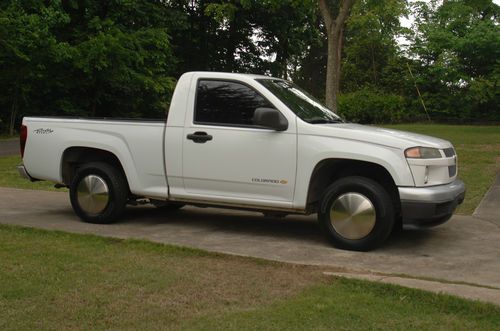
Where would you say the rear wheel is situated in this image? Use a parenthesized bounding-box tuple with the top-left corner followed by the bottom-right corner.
(70, 162, 128, 224)
(318, 176, 395, 251)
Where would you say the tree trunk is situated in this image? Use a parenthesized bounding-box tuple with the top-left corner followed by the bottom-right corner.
(324, 25, 343, 112)
(319, 0, 356, 112)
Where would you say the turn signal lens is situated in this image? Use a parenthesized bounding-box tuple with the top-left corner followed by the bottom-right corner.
(405, 147, 421, 158)
(405, 147, 442, 159)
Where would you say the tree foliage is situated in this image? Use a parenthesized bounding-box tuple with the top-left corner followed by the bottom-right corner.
(168, 0, 319, 77)
(0, 0, 178, 134)
(1, 0, 499, 134)
(294, 1, 408, 101)
(409, 0, 500, 121)
(342, 0, 407, 92)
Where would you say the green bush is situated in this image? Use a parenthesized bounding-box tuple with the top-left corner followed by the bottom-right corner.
(338, 88, 410, 124)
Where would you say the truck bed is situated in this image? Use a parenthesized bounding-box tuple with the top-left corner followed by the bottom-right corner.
(22, 117, 168, 198)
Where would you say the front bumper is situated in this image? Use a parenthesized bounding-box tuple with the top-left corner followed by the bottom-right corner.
(398, 179, 466, 228)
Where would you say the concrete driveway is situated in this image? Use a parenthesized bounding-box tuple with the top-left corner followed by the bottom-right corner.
(1, 186, 499, 295)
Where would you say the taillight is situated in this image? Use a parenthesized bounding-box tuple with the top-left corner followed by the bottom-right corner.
(20, 124, 27, 158)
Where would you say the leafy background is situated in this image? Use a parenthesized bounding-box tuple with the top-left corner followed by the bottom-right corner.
(1, 0, 499, 135)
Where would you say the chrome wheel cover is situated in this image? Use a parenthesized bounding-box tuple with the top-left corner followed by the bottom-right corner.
(330, 193, 376, 240)
(77, 175, 109, 215)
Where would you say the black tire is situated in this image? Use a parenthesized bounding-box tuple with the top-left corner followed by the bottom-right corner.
(70, 162, 128, 224)
(151, 200, 185, 211)
(318, 176, 395, 251)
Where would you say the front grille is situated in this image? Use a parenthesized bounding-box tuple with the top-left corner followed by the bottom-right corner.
(448, 165, 457, 177)
(443, 148, 456, 157)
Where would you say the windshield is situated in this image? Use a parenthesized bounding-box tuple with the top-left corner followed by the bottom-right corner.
(257, 79, 343, 124)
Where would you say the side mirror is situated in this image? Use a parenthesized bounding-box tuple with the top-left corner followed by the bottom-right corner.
(253, 107, 288, 131)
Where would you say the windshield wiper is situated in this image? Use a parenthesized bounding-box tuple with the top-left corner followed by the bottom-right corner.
(307, 118, 344, 124)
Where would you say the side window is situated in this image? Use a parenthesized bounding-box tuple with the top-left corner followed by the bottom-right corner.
(195, 80, 274, 126)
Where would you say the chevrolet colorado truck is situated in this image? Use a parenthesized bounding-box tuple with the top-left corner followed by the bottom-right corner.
(18, 71, 465, 251)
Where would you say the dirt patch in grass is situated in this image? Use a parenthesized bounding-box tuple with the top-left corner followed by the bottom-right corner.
(473, 144, 500, 153)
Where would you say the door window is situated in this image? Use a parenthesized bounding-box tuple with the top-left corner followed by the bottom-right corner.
(195, 80, 274, 126)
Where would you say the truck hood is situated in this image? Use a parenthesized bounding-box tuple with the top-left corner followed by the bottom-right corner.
(306, 123, 452, 150)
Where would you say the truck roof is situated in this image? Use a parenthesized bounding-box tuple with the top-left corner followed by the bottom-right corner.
(182, 71, 277, 81)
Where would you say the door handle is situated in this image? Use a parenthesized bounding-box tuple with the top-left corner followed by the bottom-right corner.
(187, 131, 213, 143)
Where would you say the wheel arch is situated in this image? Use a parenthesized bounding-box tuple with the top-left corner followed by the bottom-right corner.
(61, 147, 129, 191)
(306, 159, 400, 215)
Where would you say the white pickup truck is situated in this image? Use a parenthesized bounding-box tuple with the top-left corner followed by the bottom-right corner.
(18, 71, 465, 251)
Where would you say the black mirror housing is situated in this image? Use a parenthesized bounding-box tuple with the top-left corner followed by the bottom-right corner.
(253, 107, 288, 131)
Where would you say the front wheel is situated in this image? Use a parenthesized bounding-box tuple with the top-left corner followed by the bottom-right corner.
(70, 162, 128, 224)
(318, 176, 395, 251)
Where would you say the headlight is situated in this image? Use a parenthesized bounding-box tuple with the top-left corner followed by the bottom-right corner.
(405, 147, 442, 159)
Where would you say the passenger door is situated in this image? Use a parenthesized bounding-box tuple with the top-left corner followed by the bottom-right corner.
(182, 79, 297, 206)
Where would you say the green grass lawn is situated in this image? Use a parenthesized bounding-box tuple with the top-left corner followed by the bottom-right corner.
(0, 156, 65, 191)
(1, 225, 499, 330)
(0, 134, 17, 140)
